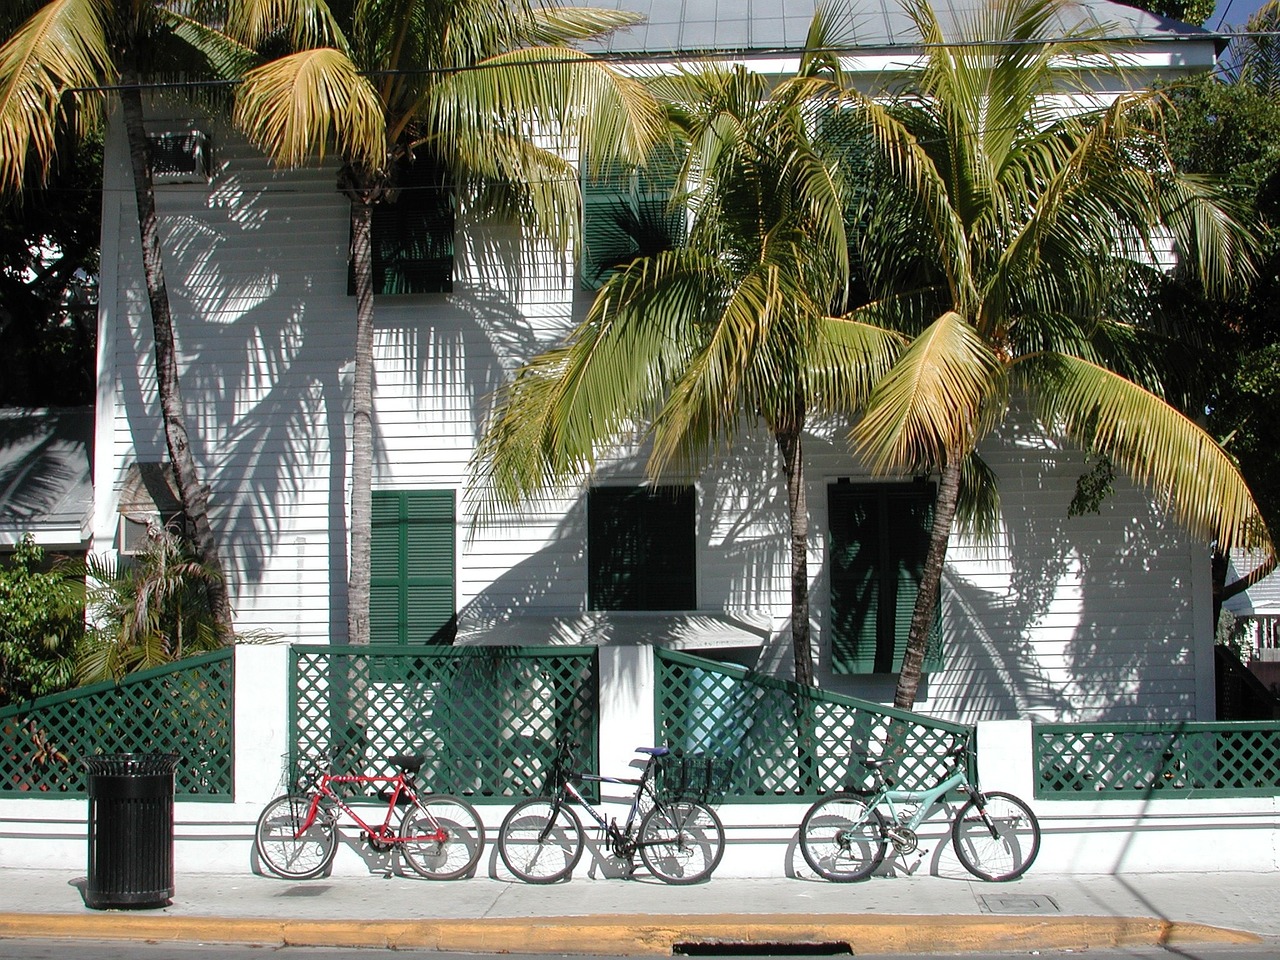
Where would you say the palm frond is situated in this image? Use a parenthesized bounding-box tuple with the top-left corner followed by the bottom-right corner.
(852, 310, 1006, 473)
(1024, 352, 1273, 554)
(0, 0, 110, 193)
(162, 9, 262, 84)
(225, 0, 351, 54)
(235, 48, 387, 171)
(527, 6, 645, 43)
(425, 46, 664, 173)
(956, 450, 1002, 542)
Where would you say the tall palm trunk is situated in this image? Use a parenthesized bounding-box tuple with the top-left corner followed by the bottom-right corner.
(893, 456, 961, 709)
(119, 67, 234, 641)
(340, 167, 381, 646)
(776, 418, 814, 686)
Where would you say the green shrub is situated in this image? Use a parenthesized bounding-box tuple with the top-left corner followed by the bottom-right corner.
(0, 536, 83, 705)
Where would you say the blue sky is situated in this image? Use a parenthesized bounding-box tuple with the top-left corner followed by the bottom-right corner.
(1208, 0, 1269, 29)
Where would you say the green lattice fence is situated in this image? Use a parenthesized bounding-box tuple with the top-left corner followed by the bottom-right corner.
(289, 645, 599, 803)
(1035, 721, 1280, 799)
(0, 649, 234, 800)
(654, 649, 972, 801)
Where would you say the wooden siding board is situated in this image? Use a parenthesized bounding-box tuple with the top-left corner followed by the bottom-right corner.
(98, 112, 1211, 723)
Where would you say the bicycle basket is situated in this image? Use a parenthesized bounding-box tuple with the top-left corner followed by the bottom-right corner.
(656, 752, 734, 804)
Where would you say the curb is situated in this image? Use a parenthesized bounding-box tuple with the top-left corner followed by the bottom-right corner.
(0, 912, 1264, 954)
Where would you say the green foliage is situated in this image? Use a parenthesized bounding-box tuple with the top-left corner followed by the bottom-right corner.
(0, 133, 100, 407)
(1215, 609, 1254, 662)
(75, 524, 226, 684)
(1118, 0, 1215, 26)
(0, 535, 82, 705)
(1158, 7, 1280, 540)
(1068, 454, 1117, 517)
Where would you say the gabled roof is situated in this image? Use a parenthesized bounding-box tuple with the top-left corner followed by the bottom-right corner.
(577, 0, 1219, 56)
(0, 408, 93, 551)
(1225, 551, 1280, 617)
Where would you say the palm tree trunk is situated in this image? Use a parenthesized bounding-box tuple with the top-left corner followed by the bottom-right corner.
(344, 176, 377, 646)
(776, 423, 813, 686)
(119, 70, 234, 642)
(893, 456, 961, 710)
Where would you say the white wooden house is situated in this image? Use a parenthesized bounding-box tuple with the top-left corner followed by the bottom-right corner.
(90, 0, 1228, 724)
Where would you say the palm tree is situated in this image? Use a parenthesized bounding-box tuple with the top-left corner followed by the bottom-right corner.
(471, 56, 898, 685)
(839, 0, 1273, 709)
(228, 0, 664, 645)
(0, 0, 252, 640)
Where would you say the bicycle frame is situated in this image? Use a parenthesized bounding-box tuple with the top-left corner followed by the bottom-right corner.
(296, 771, 446, 846)
(548, 748, 669, 855)
(868, 767, 970, 838)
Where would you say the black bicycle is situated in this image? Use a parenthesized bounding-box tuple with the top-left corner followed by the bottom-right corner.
(497, 738, 726, 885)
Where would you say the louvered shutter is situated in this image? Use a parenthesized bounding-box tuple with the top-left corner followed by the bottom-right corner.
(369, 490, 456, 645)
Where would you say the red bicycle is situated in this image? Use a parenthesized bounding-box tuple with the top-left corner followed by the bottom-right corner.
(254, 752, 485, 880)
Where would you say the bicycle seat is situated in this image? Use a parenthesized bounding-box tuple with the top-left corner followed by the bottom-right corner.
(864, 756, 895, 770)
(388, 754, 425, 774)
(635, 746, 669, 757)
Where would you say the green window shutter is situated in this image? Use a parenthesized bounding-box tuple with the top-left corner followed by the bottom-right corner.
(369, 490, 456, 645)
(588, 485, 696, 611)
(581, 161, 637, 290)
(829, 483, 941, 675)
(350, 155, 454, 296)
(581, 148, 684, 291)
(829, 487, 880, 674)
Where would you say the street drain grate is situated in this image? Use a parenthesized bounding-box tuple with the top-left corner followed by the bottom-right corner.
(673, 942, 852, 956)
(979, 893, 1060, 915)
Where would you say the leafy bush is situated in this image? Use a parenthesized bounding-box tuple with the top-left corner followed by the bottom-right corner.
(0, 536, 83, 705)
(75, 523, 226, 684)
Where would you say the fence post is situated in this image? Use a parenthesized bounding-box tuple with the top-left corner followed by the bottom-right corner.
(975, 719, 1034, 798)
(598, 645, 655, 781)
(233, 644, 291, 805)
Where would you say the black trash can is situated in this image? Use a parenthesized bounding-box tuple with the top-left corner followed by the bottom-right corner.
(83, 753, 179, 909)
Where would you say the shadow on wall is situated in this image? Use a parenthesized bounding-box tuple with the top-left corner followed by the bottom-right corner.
(926, 427, 1200, 722)
(114, 126, 544, 642)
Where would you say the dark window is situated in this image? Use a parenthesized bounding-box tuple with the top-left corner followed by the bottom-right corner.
(581, 148, 684, 290)
(828, 482, 941, 674)
(588, 485, 696, 611)
(370, 490, 455, 644)
(349, 155, 453, 296)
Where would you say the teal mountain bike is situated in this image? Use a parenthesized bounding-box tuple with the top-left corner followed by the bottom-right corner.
(799, 736, 1040, 882)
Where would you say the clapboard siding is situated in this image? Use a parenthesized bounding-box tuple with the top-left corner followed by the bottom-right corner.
(96, 104, 1213, 723)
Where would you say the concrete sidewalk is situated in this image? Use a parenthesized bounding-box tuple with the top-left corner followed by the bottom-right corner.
(0, 869, 1275, 954)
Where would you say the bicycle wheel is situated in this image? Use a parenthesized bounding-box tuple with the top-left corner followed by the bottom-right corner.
(951, 790, 1041, 881)
(254, 793, 338, 880)
(497, 798, 583, 883)
(638, 800, 725, 884)
(798, 793, 888, 882)
(399, 795, 485, 880)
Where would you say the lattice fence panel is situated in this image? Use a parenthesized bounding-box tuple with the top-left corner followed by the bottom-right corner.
(1035, 722, 1280, 799)
(289, 646, 599, 803)
(654, 649, 972, 802)
(0, 649, 233, 799)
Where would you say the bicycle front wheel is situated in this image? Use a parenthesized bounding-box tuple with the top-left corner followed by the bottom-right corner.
(798, 793, 887, 882)
(254, 794, 338, 880)
(399, 795, 485, 880)
(638, 800, 725, 884)
(497, 798, 583, 883)
(951, 790, 1041, 881)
